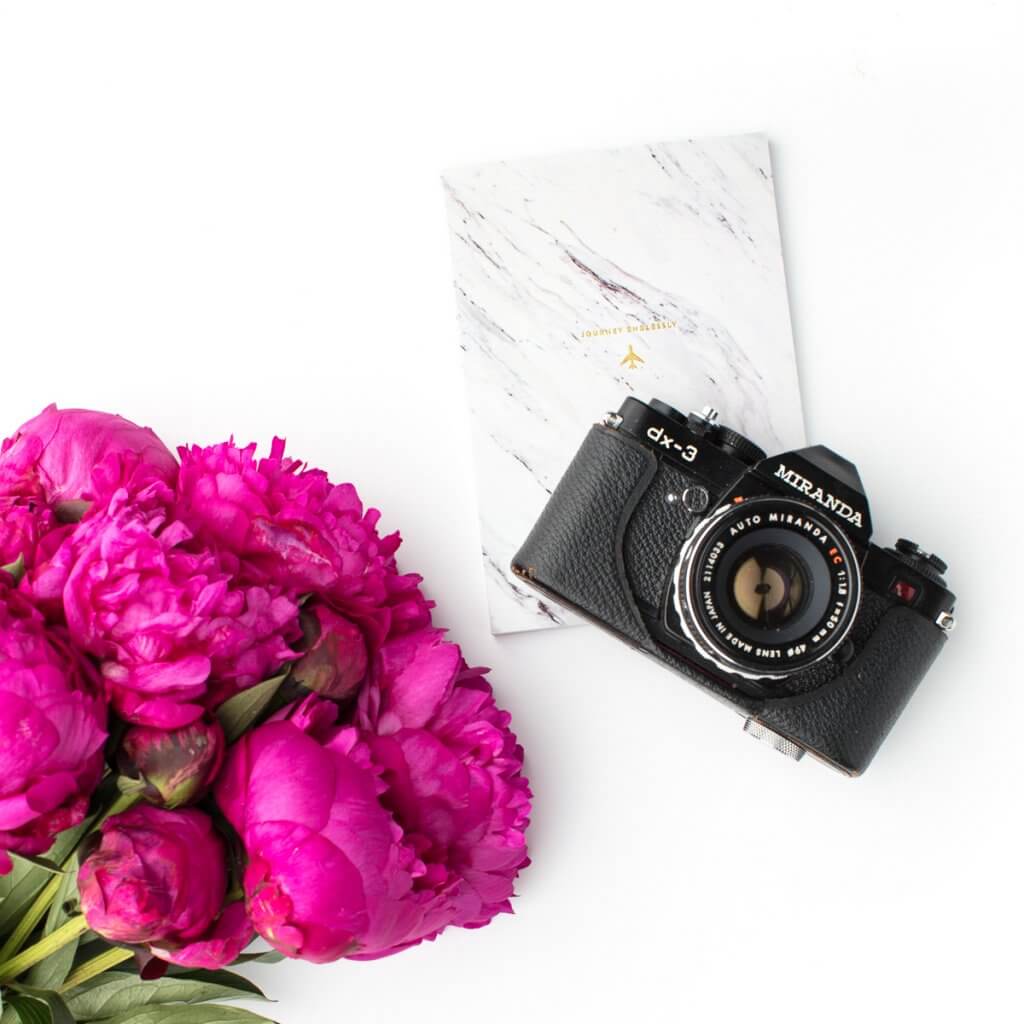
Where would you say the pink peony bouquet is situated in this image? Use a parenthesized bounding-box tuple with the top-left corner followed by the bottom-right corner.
(0, 406, 530, 1024)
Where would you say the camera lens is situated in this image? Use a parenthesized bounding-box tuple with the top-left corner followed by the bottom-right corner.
(671, 496, 862, 680)
(730, 545, 808, 627)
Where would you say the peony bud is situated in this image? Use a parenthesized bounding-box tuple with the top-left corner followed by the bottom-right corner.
(290, 603, 368, 701)
(78, 805, 254, 968)
(120, 717, 225, 809)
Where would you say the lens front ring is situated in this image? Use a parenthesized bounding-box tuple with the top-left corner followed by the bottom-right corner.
(671, 495, 862, 680)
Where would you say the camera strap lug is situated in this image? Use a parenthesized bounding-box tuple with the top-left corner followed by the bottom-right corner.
(935, 610, 956, 633)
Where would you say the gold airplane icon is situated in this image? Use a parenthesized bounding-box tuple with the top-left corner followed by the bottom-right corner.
(620, 344, 645, 369)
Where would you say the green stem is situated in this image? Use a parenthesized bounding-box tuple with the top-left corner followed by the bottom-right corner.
(0, 874, 64, 964)
(59, 946, 134, 992)
(0, 915, 88, 984)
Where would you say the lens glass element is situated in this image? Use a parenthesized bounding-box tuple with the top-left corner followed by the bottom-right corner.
(730, 545, 807, 628)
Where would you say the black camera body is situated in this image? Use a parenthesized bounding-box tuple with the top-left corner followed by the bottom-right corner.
(512, 397, 956, 775)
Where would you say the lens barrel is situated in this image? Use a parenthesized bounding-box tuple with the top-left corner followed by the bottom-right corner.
(672, 496, 862, 680)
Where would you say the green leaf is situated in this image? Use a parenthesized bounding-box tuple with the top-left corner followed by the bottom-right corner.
(1, 554, 26, 585)
(0, 821, 90, 938)
(4, 989, 76, 1024)
(0, 856, 34, 904)
(94, 1008, 278, 1024)
(228, 952, 285, 966)
(166, 970, 265, 998)
(6, 988, 73, 1024)
(27, 856, 80, 990)
(216, 674, 288, 743)
(0, 862, 47, 938)
(64, 970, 267, 1019)
(3, 995, 48, 1024)
(6, 856, 63, 878)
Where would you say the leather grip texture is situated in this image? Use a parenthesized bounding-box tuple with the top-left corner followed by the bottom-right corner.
(754, 605, 946, 775)
(513, 425, 658, 651)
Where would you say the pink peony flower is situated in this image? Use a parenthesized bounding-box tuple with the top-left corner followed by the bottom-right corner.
(0, 496, 55, 572)
(150, 901, 254, 970)
(30, 490, 300, 728)
(78, 805, 253, 968)
(215, 699, 455, 962)
(215, 633, 530, 962)
(0, 583, 107, 874)
(174, 440, 431, 650)
(0, 405, 178, 521)
(357, 628, 532, 936)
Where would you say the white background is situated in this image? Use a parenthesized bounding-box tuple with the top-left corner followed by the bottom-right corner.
(1, 3, 1021, 1022)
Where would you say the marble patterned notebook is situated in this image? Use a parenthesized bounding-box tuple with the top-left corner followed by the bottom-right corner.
(442, 134, 806, 635)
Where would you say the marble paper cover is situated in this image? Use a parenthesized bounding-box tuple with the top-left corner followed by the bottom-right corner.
(442, 134, 805, 635)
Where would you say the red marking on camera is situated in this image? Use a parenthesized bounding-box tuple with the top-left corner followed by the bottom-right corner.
(891, 579, 918, 603)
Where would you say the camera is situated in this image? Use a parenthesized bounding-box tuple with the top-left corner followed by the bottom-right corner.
(511, 397, 956, 775)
